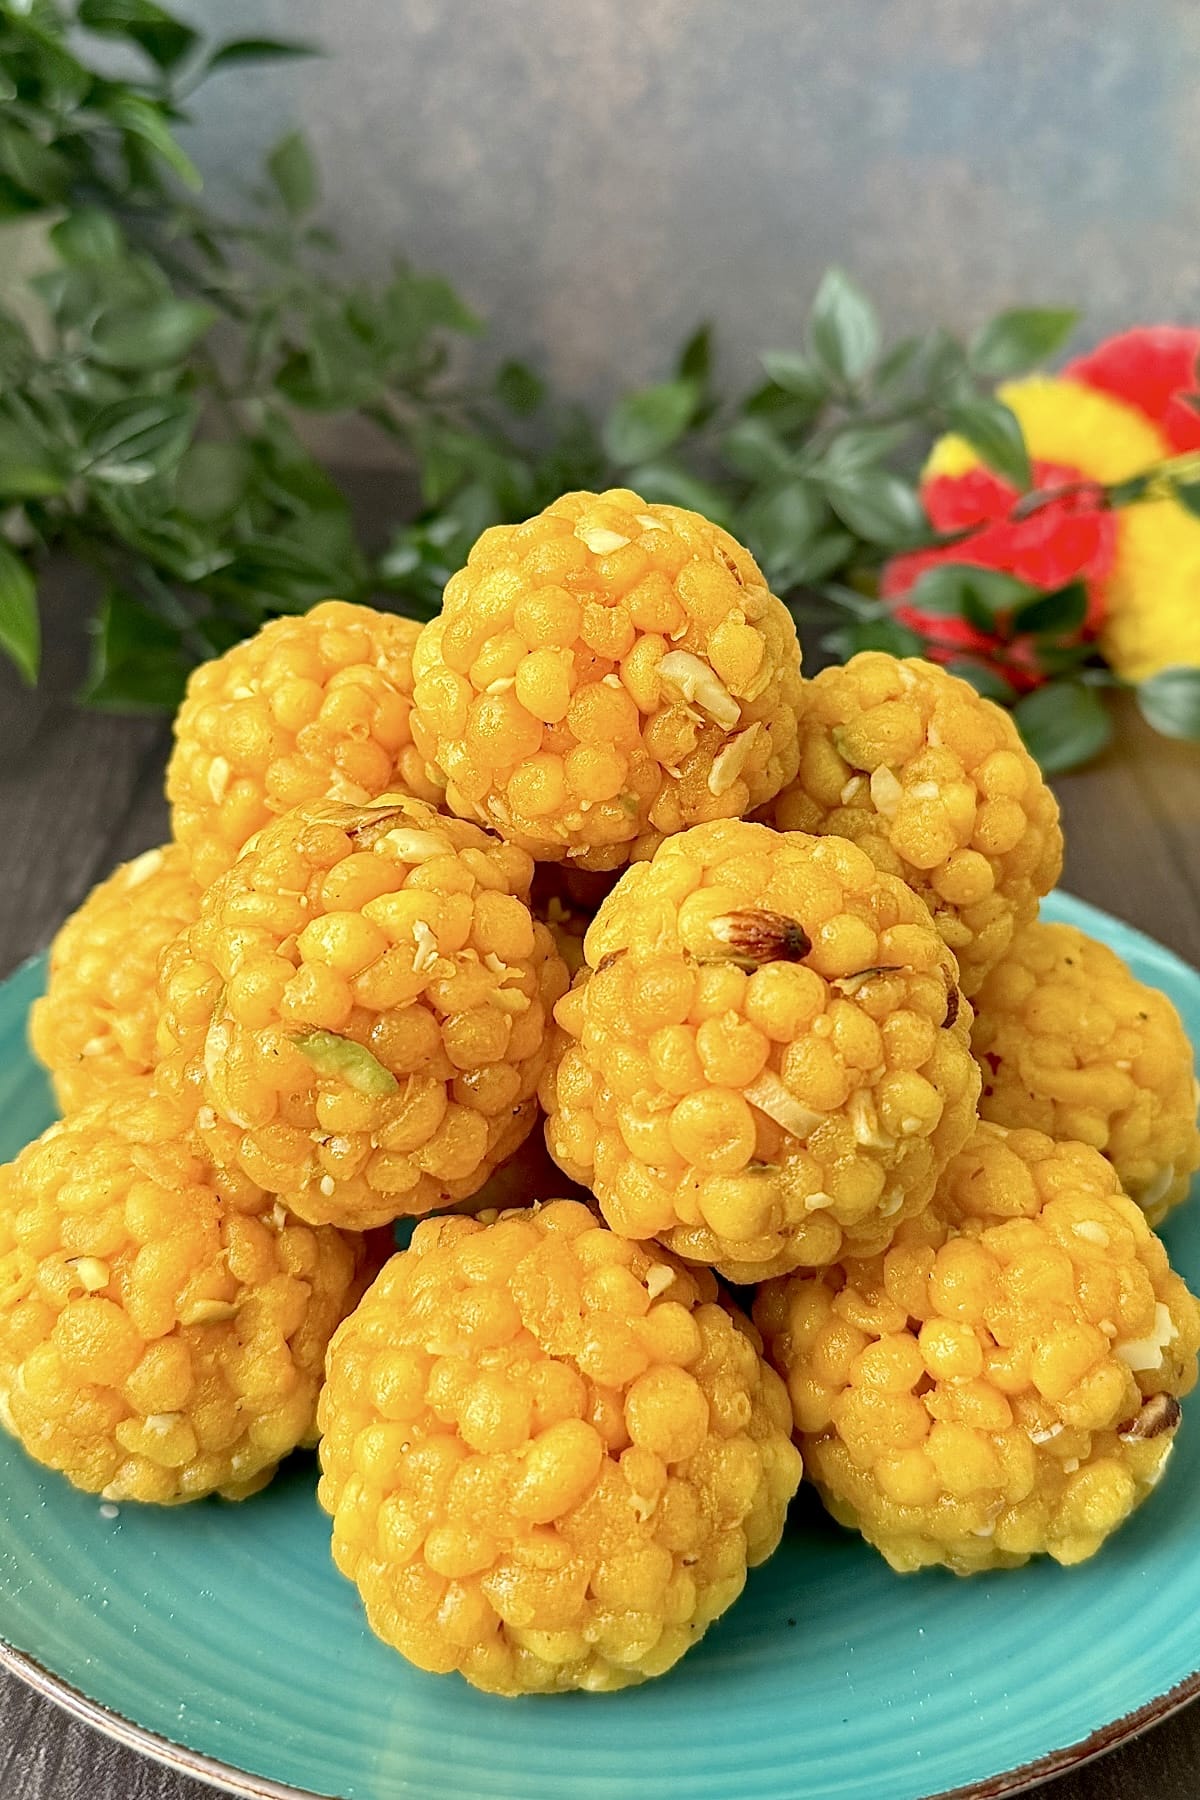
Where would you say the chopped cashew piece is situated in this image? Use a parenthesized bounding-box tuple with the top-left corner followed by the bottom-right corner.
(742, 1070, 823, 1140)
(707, 725, 760, 796)
(374, 828, 456, 863)
(869, 766, 903, 820)
(657, 652, 741, 730)
(412, 919, 440, 974)
(577, 526, 631, 555)
(1115, 1302, 1179, 1372)
(206, 757, 231, 804)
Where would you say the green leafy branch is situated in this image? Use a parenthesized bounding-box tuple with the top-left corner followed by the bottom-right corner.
(0, 0, 1196, 772)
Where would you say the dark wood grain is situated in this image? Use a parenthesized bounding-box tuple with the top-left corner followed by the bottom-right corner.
(0, 627, 1197, 1796)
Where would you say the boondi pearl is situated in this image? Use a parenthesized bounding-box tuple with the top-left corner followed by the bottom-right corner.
(757, 653, 1062, 998)
(756, 1122, 1200, 1575)
(317, 1203, 802, 1695)
(542, 818, 980, 1282)
(411, 490, 803, 872)
(0, 1083, 378, 1504)
(167, 601, 443, 891)
(30, 845, 199, 1114)
(973, 920, 1200, 1224)
(156, 795, 569, 1231)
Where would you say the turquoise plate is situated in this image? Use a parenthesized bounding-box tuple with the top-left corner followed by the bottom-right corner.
(1, 891, 1198, 1800)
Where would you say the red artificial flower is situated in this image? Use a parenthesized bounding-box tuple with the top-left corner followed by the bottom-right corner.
(881, 460, 1118, 691)
(1064, 326, 1200, 454)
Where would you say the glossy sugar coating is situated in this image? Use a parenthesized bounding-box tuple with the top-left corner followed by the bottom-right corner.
(757, 654, 1062, 997)
(156, 796, 569, 1232)
(317, 1201, 801, 1694)
(973, 921, 1200, 1224)
(755, 1123, 1200, 1574)
(0, 1084, 377, 1503)
(541, 819, 979, 1282)
(411, 489, 803, 871)
(29, 845, 199, 1113)
(168, 602, 442, 890)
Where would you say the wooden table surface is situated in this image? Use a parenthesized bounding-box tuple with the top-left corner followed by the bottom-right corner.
(0, 598, 1198, 1800)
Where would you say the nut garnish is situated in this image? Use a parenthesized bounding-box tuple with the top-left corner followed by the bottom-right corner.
(294, 1031, 399, 1097)
(868, 765, 903, 820)
(707, 725, 760, 797)
(743, 1070, 823, 1140)
(1115, 1301, 1178, 1372)
(577, 525, 630, 555)
(180, 1298, 239, 1326)
(1117, 1393, 1181, 1442)
(833, 964, 904, 998)
(657, 652, 741, 730)
(708, 909, 811, 966)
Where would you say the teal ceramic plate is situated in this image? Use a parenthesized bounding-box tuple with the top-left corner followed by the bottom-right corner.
(1, 890, 1198, 1800)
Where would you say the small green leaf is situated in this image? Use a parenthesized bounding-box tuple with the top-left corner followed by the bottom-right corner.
(203, 37, 319, 74)
(494, 359, 545, 416)
(809, 422, 914, 479)
(944, 659, 1018, 704)
(720, 416, 792, 481)
(787, 531, 855, 583)
(871, 335, 923, 397)
(211, 535, 349, 609)
(176, 441, 251, 520)
(743, 481, 825, 582)
(623, 463, 733, 526)
(602, 380, 697, 466)
(1028, 640, 1096, 678)
(969, 308, 1080, 378)
(384, 272, 481, 340)
(91, 299, 215, 369)
(946, 391, 1031, 488)
(902, 563, 1032, 620)
(1014, 680, 1113, 773)
(267, 130, 318, 217)
(108, 94, 202, 189)
(1011, 581, 1089, 638)
(4, 19, 91, 109)
(0, 121, 70, 204)
(807, 268, 880, 387)
(676, 322, 714, 387)
(0, 418, 64, 498)
(1136, 667, 1200, 740)
(822, 470, 926, 547)
(50, 209, 126, 264)
(0, 542, 39, 684)
(83, 396, 196, 482)
(0, 313, 33, 384)
(83, 586, 190, 711)
(1172, 479, 1200, 519)
(1098, 472, 1152, 510)
(909, 327, 969, 402)
(759, 350, 828, 406)
(79, 0, 199, 68)
(294, 1031, 399, 1097)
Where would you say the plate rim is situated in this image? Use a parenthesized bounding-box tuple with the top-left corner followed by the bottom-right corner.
(2, 895, 1200, 1800)
(2, 1623, 1198, 1800)
(0, 1633, 334, 1800)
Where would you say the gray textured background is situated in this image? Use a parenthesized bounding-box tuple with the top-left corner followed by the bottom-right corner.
(181, 0, 1200, 409)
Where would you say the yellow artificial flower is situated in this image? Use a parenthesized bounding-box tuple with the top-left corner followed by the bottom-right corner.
(927, 378, 1200, 680)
